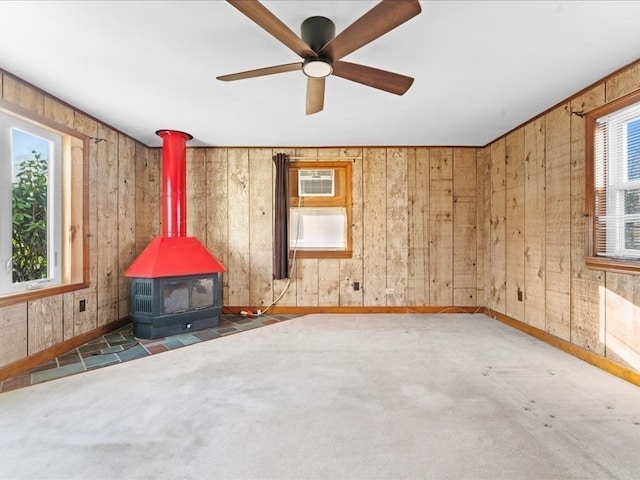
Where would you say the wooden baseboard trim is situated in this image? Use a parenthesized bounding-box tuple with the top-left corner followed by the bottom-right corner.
(222, 305, 483, 315)
(0, 317, 130, 383)
(482, 307, 640, 389)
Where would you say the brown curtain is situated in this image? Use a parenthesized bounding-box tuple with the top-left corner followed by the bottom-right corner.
(273, 153, 290, 279)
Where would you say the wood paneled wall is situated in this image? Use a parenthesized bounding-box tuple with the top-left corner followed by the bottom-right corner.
(4, 58, 640, 377)
(0, 72, 151, 369)
(145, 147, 478, 310)
(480, 60, 640, 372)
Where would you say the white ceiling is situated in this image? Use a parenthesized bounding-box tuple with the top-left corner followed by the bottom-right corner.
(0, 1, 639, 148)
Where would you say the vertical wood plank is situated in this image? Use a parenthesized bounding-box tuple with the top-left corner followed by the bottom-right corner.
(407, 147, 429, 305)
(429, 148, 454, 305)
(363, 148, 387, 306)
(135, 145, 161, 254)
(545, 104, 571, 340)
(570, 86, 606, 354)
(453, 147, 477, 306)
(62, 292, 74, 341)
(207, 148, 230, 304)
(186, 148, 208, 241)
(339, 147, 364, 306)
(0, 304, 27, 368)
(227, 148, 250, 305)
(524, 117, 546, 330)
(117, 134, 136, 319)
(248, 148, 274, 307)
(489, 140, 506, 312)
(505, 129, 525, 319)
(28, 296, 63, 355)
(477, 147, 490, 307)
(386, 148, 408, 306)
(95, 125, 119, 325)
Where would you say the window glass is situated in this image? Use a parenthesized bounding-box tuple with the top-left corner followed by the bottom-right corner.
(11, 129, 51, 284)
(627, 119, 640, 181)
(191, 278, 214, 309)
(162, 280, 189, 314)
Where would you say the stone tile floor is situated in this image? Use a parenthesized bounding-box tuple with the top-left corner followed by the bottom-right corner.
(0, 313, 299, 394)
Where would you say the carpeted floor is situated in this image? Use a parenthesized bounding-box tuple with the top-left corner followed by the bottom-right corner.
(1, 313, 640, 480)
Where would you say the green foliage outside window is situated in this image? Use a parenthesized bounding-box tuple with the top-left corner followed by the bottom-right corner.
(12, 150, 48, 283)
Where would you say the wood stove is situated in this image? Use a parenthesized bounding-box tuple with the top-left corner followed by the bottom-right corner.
(129, 272, 222, 339)
(124, 130, 225, 339)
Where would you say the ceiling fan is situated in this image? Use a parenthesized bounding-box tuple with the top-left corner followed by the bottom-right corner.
(217, 0, 421, 115)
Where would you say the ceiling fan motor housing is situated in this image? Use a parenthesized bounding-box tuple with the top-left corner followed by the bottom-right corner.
(301, 16, 335, 53)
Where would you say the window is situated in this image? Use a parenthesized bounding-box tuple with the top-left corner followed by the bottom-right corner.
(0, 100, 88, 304)
(585, 89, 640, 273)
(289, 161, 352, 259)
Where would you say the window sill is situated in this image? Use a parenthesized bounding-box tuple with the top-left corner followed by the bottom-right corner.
(290, 250, 352, 259)
(0, 281, 90, 308)
(585, 256, 640, 275)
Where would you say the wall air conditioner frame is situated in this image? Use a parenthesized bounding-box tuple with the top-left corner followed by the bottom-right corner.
(298, 169, 335, 197)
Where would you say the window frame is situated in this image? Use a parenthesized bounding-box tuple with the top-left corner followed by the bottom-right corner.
(0, 98, 89, 306)
(585, 89, 640, 274)
(289, 161, 352, 259)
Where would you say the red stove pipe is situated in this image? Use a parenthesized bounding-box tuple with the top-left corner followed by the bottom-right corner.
(156, 129, 193, 238)
(124, 129, 225, 278)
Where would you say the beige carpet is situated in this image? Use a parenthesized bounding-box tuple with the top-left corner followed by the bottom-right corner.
(1, 313, 640, 480)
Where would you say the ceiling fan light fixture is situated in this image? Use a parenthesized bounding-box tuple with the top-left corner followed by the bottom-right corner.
(302, 58, 333, 78)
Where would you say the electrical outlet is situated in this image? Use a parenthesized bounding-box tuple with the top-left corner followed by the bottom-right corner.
(517, 288, 523, 302)
(385, 288, 395, 295)
(79, 299, 86, 312)
(353, 281, 360, 291)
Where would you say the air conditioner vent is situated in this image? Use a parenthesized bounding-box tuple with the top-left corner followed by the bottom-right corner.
(298, 169, 334, 197)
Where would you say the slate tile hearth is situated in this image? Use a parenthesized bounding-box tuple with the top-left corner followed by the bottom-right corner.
(0, 313, 299, 394)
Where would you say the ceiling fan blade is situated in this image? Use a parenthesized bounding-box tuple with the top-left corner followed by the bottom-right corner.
(318, 0, 421, 61)
(227, 0, 315, 58)
(217, 62, 302, 81)
(332, 61, 414, 95)
(306, 77, 325, 115)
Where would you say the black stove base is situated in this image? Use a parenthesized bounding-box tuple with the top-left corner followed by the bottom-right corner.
(131, 307, 221, 340)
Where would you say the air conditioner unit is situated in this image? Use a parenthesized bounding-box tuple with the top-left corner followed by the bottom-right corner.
(298, 169, 334, 197)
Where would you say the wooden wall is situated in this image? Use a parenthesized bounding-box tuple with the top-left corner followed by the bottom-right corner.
(0, 72, 153, 369)
(0, 87, 479, 372)
(4, 58, 640, 377)
(480, 60, 640, 372)
(142, 147, 478, 310)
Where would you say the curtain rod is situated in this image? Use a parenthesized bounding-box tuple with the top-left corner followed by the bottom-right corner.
(288, 156, 362, 160)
